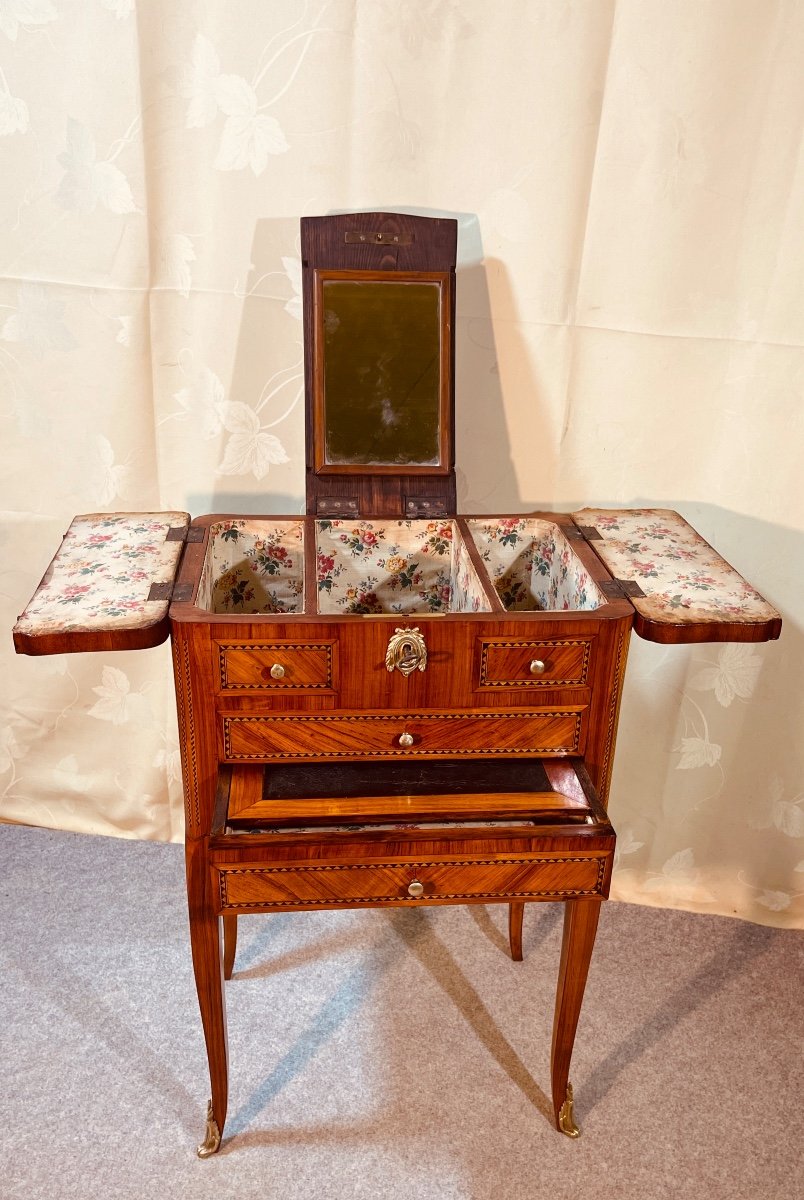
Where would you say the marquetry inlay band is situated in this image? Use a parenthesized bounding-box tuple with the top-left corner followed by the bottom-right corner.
(598, 625, 630, 807)
(172, 633, 201, 834)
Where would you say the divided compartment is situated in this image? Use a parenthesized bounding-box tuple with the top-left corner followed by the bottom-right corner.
(315, 518, 492, 615)
(195, 516, 604, 617)
(198, 519, 305, 615)
(467, 518, 604, 612)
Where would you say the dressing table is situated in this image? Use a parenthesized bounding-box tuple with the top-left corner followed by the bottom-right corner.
(13, 212, 781, 1156)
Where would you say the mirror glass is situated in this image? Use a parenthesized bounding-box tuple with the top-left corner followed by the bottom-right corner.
(321, 279, 442, 466)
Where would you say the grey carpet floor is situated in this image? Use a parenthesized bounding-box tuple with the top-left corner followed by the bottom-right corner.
(1, 824, 802, 1200)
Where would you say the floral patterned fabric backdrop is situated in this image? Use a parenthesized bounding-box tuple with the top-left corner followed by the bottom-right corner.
(1, 1, 802, 927)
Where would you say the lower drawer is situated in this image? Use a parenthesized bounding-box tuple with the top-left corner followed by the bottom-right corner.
(214, 852, 609, 912)
(220, 708, 585, 762)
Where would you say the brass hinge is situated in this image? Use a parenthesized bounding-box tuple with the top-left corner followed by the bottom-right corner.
(147, 581, 193, 603)
(405, 497, 449, 518)
(166, 525, 204, 543)
(317, 497, 359, 516)
(599, 578, 645, 601)
(566, 525, 604, 544)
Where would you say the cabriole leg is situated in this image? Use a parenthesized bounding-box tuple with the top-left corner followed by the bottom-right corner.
(186, 839, 228, 1157)
(550, 897, 602, 1138)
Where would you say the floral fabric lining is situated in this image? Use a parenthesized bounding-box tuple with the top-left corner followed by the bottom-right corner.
(13, 512, 189, 637)
(199, 519, 305, 614)
(466, 518, 603, 611)
(574, 508, 780, 625)
(315, 519, 491, 615)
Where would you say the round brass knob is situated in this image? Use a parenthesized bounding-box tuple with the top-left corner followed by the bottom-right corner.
(407, 879, 424, 898)
(398, 732, 414, 748)
(529, 659, 546, 675)
(269, 663, 285, 680)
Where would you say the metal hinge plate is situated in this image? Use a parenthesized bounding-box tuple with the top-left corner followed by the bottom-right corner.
(565, 524, 602, 542)
(147, 582, 193, 603)
(405, 497, 449, 518)
(600, 578, 645, 601)
(317, 497, 359, 517)
(166, 525, 204, 543)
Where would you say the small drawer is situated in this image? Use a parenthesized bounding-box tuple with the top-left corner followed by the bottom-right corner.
(216, 641, 335, 691)
(220, 708, 585, 761)
(479, 638, 592, 688)
(214, 852, 610, 912)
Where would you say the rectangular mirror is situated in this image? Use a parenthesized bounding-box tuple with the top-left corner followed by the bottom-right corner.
(313, 270, 450, 472)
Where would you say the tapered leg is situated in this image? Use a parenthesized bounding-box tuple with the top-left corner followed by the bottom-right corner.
(223, 915, 238, 981)
(508, 902, 524, 961)
(186, 839, 228, 1157)
(550, 898, 602, 1138)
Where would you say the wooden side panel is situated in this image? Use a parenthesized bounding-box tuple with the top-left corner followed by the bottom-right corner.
(171, 621, 220, 839)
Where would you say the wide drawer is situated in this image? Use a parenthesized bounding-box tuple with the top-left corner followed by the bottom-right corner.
(479, 638, 592, 688)
(214, 852, 609, 912)
(220, 708, 585, 761)
(216, 640, 335, 691)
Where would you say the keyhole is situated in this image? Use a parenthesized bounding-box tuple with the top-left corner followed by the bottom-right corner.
(400, 641, 417, 667)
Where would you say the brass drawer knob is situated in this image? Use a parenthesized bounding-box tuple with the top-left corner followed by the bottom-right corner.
(529, 659, 546, 675)
(398, 732, 414, 748)
(269, 663, 285, 680)
(407, 879, 424, 898)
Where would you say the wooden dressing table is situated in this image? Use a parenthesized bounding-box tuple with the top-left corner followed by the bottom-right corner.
(13, 212, 781, 1157)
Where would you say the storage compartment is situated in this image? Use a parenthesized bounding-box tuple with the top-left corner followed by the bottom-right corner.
(211, 757, 616, 913)
(198, 519, 305, 614)
(467, 518, 604, 612)
(316, 518, 492, 615)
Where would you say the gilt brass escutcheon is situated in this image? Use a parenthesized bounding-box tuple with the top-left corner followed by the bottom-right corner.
(385, 627, 428, 676)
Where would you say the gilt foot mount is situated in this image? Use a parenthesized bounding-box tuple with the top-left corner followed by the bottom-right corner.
(196, 1100, 222, 1159)
(558, 1082, 580, 1138)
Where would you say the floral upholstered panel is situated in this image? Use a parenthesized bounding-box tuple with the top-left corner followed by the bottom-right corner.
(467, 518, 604, 611)
(200, 519, 305, 614)
(573, 508, 781, 627)
(449, 525, 492, 613)
(316, 519, 492, 615)
(13, 512, 190, 638)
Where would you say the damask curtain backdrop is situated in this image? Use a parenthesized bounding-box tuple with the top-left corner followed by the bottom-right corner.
(1, 1, 801, 926)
